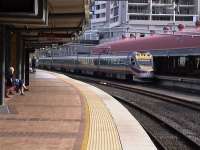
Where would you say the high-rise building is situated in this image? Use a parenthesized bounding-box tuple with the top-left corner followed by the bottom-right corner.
(91, 1, 124, 28)
(90, 1, 126, 42)
(89, 0, 200, 42)
(128, 0, 200, 31)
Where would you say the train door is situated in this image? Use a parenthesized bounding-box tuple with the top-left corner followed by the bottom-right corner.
(126, 53, 136, 80)
(196, 56, 200, 78)
(131, 57, 136, 66)
(127, 52, 136, 66)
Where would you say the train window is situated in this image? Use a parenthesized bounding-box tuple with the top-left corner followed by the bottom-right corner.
(109, 58, 112, 65)
(104, 58, 106, 65)
(105, 58, 108, 65)
(196, 57, 200, 69)
(85, 58, 88, 65)
(119, 58, 123, 65)
(110, 59, 114, 65)
(113, 58, 118, 65)
(108, 58, 110, 65)
(119, 58, 122, 64)
(104, 58, 107, 65)
(117, 58, 120, 65)
(94, 58, 98, 65)
(100, 59, 103, 65)
(178, 57, 186, 67)
(84, 59, 86, 65)
(107, 58, 110, 65)
(131, 58, 135, 65)
(83, 58, 86, 65)
(103, 58, 106, 65)
(108, 58, 111, 65)
(90, 58, 94, 65)
(66, 59, 69, 64)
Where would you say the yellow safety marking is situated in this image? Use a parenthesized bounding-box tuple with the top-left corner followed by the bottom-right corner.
(85, 93, 122, 150)
(56, 73, 122, 150)
(81, 94, 90, 150)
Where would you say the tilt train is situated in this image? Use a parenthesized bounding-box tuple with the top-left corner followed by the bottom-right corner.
(38, 51, 154, 81)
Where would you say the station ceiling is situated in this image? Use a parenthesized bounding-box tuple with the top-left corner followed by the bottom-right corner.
(27, 0, 89, 49)
(0, 0, 90, 49)
(36, 0, 88, 29)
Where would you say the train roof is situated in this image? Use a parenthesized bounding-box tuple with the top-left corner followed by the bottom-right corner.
(92, 29, 200, 56)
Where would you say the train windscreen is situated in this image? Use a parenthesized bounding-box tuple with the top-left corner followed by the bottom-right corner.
(135, 52, 153, 71)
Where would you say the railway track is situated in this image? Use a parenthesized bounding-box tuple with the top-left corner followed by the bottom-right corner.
(65, 73, 200, 150)
(67, 73, 200, 110)
(114, 96, 199, 150)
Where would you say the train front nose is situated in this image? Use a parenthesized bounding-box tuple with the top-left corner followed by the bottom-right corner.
(140, 71, 154, 78)
(148, 71, 154, 78)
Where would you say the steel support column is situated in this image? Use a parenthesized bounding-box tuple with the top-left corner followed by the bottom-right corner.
(5, 30, 11, 71)
(21, 41, 25, 81)
(16, 32, 22, 79)
(25, 50, 30, 86)
(0, 26, 6, 105)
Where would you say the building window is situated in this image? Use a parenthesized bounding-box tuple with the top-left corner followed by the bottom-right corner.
(176, 16, 193, 21)
(96, 14, 100, 18)
(114, 7, 119, 16)
(152, 16, 171, 21)
(128, 5, 149, 13)
(111, 8, 114, 14)
(111, 16, 119, 23)
(129, 0, 148, 3)
(101, 13, 105, 18)
(129, 15, 149, 20)
(96, 5, 100, 10)
(101, 3, 106, 9)
(180, 7, 194, 15)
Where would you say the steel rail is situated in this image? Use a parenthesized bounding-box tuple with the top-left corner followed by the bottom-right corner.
(69, 74, 200, 111)
(114, 95, 200, 150)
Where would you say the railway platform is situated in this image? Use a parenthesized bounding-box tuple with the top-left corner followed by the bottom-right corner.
(0, 70, 157, 150)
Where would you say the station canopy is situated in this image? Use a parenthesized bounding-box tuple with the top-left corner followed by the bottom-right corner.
(0, 0, 90, 49)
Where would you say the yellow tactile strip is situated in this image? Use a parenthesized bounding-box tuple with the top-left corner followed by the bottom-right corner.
(81, 95, 90, 150)
(85, 93, 122, 150)
(55, 73, 122, 150)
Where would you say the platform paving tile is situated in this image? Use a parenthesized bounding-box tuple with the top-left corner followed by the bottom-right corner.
(5, 95, 81, 106)
(0, 120, 79, 133)
(0, 137, 75, 150)
(0, 70, 85, 150)
(30, 81, 69, 87)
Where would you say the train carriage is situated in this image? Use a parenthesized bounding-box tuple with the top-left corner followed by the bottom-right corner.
(38, 51, 154, 81)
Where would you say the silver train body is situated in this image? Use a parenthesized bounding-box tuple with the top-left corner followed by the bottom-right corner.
(38, 52, 154, 80)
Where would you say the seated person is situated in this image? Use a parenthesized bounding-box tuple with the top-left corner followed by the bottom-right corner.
(5, 67, 28, 97)
(13, 79, 28, 95)
(5, 67, 15, 98)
